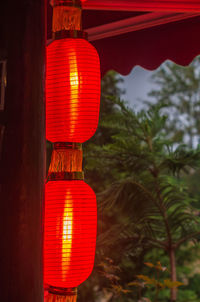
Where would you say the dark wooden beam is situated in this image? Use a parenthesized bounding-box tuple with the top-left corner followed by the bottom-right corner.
(0, 0, 46, 301)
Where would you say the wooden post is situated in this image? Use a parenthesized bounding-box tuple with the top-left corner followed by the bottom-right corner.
(0, 0, 46, 301)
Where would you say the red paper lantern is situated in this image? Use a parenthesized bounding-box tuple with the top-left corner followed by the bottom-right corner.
(46, 38, 101, 143)
(44, 180, 97, 289)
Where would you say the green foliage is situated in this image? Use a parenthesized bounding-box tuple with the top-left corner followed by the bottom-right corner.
(84, 71, 124, 192)
(83, 92, 200, 301)
(93, 101, 200, 248)
(129, 262, 183, 302)
(177, 289, 199, 302)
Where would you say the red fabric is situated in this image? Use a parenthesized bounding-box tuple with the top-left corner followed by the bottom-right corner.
(83, 0, 200, 13)
(44, 180, 97, 288)
(91, 16, 200, 76)
(46, 38, 101, 142)
(47, 3, 200, 77)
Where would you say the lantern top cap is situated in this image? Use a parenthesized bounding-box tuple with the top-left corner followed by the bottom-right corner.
(50, 0, 82, 8)
(47, 172, 84, 182)
(53, 30, 88, 40)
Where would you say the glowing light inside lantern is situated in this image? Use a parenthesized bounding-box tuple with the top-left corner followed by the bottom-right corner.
(69, 54, 79, 137)
(62, 191, 73, 280)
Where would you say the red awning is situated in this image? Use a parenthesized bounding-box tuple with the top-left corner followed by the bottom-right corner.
(83, 0, 200, 13)
(47, 1, 200, 76)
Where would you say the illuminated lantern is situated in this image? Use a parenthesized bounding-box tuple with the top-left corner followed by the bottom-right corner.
(44, 143, 97, 301)
(46, 37, 101, 143)
(44, 180, 97, 289)
(44, 0, 100, 301)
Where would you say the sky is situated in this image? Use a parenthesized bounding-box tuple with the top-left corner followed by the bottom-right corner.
(119, 66, 157, 111)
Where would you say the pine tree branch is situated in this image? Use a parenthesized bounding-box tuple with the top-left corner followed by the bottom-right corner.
(146, 135, 173, 249)
(144, 237, 167, 250)
(175, 232, 200, 249)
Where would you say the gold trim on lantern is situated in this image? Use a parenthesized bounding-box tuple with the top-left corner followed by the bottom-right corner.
(48, 286, 77, 296)
(50, 0, 82, 8)
(45, 286, 78, 302)
(47, 171, 84, 181)
(53, 30, 88, 40)
(53, 142, 82, 150)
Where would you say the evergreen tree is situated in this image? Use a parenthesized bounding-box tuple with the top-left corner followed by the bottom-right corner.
(145, 56, 200, 147)
(85, 99, 200, 302)
(84, 71, 124, 192)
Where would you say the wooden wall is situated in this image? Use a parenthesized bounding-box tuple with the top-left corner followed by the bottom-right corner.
(0, 0, 46, 300)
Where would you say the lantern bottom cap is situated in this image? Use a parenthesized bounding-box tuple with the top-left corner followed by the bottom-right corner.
(47, 285, 77, 296)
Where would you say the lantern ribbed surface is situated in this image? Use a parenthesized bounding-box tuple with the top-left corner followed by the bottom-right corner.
(44, 180, 97, 288)
(46, 38, 101, 143)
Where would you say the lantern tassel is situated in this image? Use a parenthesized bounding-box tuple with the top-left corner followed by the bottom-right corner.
(45, 288, 77, 302)
(45, 293, 77, 302)
(48, 143, 83, 174)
